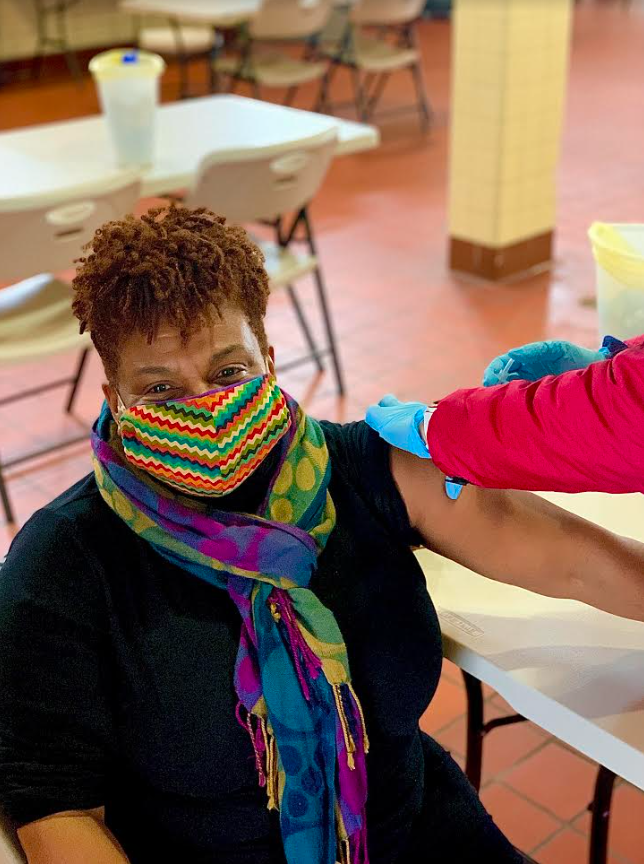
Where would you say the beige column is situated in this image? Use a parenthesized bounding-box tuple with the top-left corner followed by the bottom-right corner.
(448, 0, 573, 281)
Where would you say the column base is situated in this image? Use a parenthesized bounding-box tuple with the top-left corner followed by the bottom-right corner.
(449, 231, 554, 282)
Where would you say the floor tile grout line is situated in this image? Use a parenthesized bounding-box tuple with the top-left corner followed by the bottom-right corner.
(427, 686, 606, 827)
(479, 733, 554, 791)
(563, 819, 636, 864)
(528, 823, 570, 859)
(492, 777, 601, 855)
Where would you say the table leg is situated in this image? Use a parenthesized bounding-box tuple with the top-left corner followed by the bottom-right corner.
(461, 673, 618, 864)
(462, 669, 528, 792)
(462, 670, 485, 791)
(589, 765, 616, 864)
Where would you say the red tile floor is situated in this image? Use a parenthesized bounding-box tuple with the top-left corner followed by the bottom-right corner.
(1, 1, 644, 860)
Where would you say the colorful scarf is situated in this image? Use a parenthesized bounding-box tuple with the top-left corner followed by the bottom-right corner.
(91, 396, 369, 864)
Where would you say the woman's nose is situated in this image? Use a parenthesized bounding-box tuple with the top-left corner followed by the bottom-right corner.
(187, 380, 211, 397)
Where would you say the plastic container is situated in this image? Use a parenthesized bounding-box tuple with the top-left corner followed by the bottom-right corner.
(89, 48, 166, 168)
(589, 222, 644, 340)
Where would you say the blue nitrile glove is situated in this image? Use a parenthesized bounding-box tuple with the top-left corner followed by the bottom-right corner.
(366, 394, 429, 459)
(482, 337, 623, 387)
(365, 395, 466, 500)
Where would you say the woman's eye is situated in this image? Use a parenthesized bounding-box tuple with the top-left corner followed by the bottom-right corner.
(217, 366, 247, 381)
(147, 383, 173, 395)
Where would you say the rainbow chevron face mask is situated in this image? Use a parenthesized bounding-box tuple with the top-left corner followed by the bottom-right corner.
(117, 375, 292, 496)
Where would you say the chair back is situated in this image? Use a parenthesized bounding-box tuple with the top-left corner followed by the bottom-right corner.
(251, 0, 333, 40)
(350, 0, 425, 26)
(0, 276, 93, 365)
(186, 128, 337, 223)
(0, 174, 141, 284)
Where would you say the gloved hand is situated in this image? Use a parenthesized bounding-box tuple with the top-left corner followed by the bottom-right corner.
(482, 339, 613, 387)
(366, 394, 429, 459)
(365, 395, 465, 500)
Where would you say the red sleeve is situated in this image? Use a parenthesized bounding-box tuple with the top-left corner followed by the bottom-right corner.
(427, 341, 644, 493)
(626, 334, 644, 349)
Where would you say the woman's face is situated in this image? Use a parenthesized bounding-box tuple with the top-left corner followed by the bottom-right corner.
(103, 303, 273, 419)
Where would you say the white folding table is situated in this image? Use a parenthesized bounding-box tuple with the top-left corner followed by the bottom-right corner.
(0, 94, 379, 200)
(119, 0, 353, 28)
(120, 0, 262, 28)
(416, 490, 644, 864)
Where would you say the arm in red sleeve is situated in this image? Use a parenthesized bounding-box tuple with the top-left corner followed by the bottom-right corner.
(427, 340, 644, 494)
(626, 334, 644, 349)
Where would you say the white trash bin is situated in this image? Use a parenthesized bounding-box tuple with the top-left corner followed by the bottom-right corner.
(89, 48, 166, 168)
(589, 222, 644, 340)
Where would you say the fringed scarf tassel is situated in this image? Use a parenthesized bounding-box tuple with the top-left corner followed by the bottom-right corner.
(332, 682, 370, 770)
(238, 706, 280, 812)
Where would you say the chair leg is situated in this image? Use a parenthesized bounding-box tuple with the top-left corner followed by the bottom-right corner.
(315, 64, 336, 113)
(58, 1, 81, 80)
(64, 48, 82, 81)
(210, 65, 221, 93)
(283, 84, 300, 107)
(365, 72, 389, 119)
(0, 457, 15, 527)
(209, 58, 220, 93)
(589, 765, 616, 864)
(208, 28, 222, 93)
(312, 267, 345, 395)
(299, 208, 345, 395)
(286, 285, 324, 374)
(178, 54, 190, 99)
(65, 348, 89, 414)
(32, 52, 45, 81)
(351, 67, 368, 121)
(411, 59, 433, 131)
(462, 670, 485, 791)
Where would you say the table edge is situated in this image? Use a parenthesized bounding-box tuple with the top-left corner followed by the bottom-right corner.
(443, 637, 644, 792)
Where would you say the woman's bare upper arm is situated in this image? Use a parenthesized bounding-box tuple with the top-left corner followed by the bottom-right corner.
(389, 446, 508, 559)
(390, 446, 579, 595)
(390, 446, 644, 621)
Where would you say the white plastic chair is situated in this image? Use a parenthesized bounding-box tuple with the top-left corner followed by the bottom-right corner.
(185, 128, 344, 393)
(0, 173, 141, 525)
(139, 19, 220, 99)
(214, 0, 333, 106)
(318, 0, 432, 128)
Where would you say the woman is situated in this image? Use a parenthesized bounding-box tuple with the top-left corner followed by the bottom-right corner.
(367, 334, 644, 496)
(1, 207, 644, 864)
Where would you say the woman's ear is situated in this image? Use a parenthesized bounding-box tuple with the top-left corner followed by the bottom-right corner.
(103, 382, 120, 422)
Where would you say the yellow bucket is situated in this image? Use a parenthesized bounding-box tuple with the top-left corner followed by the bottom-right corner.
(588, 222, 644, 339)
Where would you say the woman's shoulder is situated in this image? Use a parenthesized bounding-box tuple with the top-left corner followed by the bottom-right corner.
(7, 474, 114, 554)
(318, 419, 419, 546)
(41, 471, 105, 521)
(0, 473, 124, 604)
(318, 419, 382, 464)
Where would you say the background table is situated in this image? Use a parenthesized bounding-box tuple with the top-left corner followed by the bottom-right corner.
(0, 94, 379, 200)
(120, 0, 353, 28)
(120, 0, 261, 28)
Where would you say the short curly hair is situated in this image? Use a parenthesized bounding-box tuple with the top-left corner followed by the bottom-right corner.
(72, 205, 270, 381)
